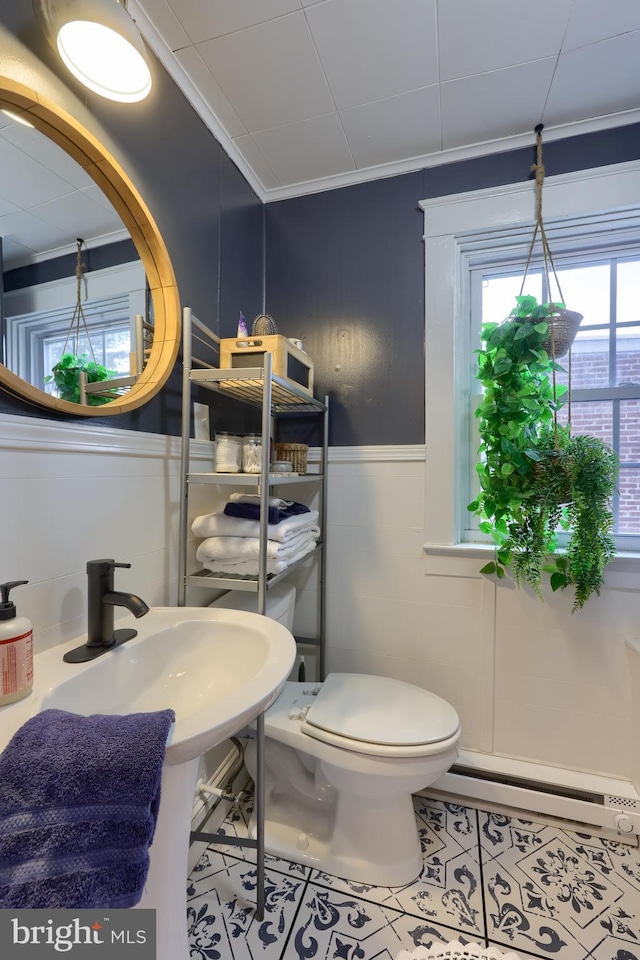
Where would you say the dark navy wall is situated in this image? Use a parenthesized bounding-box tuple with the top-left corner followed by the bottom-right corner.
(2, 0, 638, 444)
(266, 123, 640, 446)
(0, 5, 263, 435)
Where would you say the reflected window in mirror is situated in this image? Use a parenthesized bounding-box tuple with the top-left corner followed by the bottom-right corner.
(4, 255, 149, 403)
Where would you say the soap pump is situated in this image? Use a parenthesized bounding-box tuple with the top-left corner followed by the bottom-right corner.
(0, 580, 33, 706)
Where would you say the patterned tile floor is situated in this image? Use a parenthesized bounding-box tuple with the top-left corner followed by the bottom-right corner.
(187, 792, 640, 960)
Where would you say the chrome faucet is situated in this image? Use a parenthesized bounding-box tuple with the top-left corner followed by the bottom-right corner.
(63, 559, 150, 664)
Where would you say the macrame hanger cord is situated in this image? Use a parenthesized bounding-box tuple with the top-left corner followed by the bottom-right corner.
(518, 125, 571, 445)
(61, 239, 96, 362)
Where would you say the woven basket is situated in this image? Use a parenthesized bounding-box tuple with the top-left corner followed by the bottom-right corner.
(537, 308, 582, 359)
(274, 442, 308, 475)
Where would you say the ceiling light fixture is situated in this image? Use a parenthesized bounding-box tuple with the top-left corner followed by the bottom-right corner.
(33, 0, 152, 103)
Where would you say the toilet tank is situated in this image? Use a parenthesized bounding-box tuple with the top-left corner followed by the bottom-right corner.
(209, 582, 296, 632)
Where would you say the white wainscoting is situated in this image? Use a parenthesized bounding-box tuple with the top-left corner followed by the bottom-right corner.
(322, 444, 639, 786)
(0, 412, 217, 655)
(3, 419, 637, 791)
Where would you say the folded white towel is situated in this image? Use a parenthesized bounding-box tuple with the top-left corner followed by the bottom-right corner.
(192, 509, 319, 542)
(201, 538, 317, 577)
(195, 528, 319, 564)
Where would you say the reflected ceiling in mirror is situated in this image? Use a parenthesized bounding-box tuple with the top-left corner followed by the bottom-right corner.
(0, 77, 180, 415)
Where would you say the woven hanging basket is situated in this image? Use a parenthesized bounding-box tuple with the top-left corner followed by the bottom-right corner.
(526, 307, 583, 360)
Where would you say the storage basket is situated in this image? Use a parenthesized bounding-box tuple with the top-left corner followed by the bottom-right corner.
(274, 442, 308, 475)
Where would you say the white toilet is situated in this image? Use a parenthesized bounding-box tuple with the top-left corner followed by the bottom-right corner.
(213, 585, 461, 887)
(245, 672, 460, 887)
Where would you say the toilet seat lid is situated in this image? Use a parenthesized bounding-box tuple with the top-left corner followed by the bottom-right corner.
(303, 673, 460, 748)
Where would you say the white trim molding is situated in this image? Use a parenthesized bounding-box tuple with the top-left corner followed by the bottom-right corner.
(308, 443, 425, 464)
(0, 416, 424, 466)
(0, 412, 214, 461)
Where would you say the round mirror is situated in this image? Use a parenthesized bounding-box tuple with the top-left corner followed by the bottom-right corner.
(0, 76, 180, 415)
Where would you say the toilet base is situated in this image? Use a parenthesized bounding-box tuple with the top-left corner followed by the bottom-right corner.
(245, 738, 426, 887)
(244, 680, 460, 889)
(249, 792, 424, 887)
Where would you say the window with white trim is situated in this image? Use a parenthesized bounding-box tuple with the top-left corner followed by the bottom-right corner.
(421, 160, 640, 555)
(470, 252, 640, 549)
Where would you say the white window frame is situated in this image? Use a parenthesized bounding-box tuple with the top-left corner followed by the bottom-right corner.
(420, 158, 640, 554)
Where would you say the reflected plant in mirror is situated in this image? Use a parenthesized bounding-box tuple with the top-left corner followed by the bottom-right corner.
(45, 353, 116, 406)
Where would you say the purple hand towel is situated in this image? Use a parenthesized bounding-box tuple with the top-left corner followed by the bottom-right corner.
(224, 500, 310, 524)
(0, 707, 175, 909)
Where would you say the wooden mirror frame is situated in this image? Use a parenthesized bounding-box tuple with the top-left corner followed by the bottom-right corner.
(0, 76, 180, 415)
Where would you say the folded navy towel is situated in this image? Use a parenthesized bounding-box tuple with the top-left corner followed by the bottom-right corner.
(224, 500, 310, 524)
(0, 707, 175, 909)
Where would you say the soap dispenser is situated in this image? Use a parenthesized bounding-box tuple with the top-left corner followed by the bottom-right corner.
(0, 580, 33, 706)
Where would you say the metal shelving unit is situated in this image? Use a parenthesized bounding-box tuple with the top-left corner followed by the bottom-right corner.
(178, 307, 328, 921)
(178, 308, 328, 677)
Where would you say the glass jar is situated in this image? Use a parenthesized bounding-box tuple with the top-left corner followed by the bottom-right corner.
(242, 434, 262, 474)
(215, 432, 242, 473)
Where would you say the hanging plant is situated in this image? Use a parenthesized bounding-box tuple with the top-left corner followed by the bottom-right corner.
(45, 353, 116, 406)
(43, 239, 115, 406)
(468, 301, 618, 609)
(467, 127, 619, 611)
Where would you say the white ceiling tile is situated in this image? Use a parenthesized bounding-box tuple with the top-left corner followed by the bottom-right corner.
(230, 136, 282, 190)
(306, 0, 438, 109)
(545, 33, 640, 127)
(0, 211, 68, 254)
(174, 46, 247, 138)
(1, 124, 93, 189)
(251, 114, 355, 185)
(437, 0, 573, 81)
(441, 59, 556, 150)
(0, 140, 78, 210)
(32, 191, 124, 240)
(134, 0, 192, 51)
(0, 193, 19, 218)
(165, 0, 302, 42)
(1, 237, 35, 270)
(197, 12, 334, 131)
(340, 86, 441, 169)
(81, 184, 127, 217)
(564, 0, 640, 50)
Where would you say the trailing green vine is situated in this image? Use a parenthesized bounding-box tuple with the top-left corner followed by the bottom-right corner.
(468, 295, 618, 611)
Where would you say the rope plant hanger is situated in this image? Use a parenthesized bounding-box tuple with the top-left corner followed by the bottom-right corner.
(470, 123, 618, 610)
(45, 239, 115, 406)
(517, 124, 583, 443)
(61, 238, 96, 361)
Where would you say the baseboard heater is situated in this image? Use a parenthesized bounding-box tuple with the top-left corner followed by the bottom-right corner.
(428, 763, 640, 840)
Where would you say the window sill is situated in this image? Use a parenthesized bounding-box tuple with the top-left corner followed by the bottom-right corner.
(423, 541, 640, 572)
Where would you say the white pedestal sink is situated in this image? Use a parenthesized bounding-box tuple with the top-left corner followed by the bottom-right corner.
(0, 607, 296, 960)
